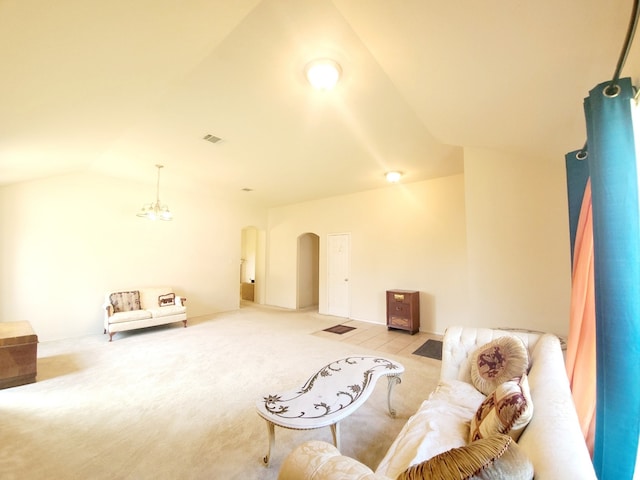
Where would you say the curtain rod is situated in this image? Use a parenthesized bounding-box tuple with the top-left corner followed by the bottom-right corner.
(579, 0, 639, 158)
(605, 0, 639, 96)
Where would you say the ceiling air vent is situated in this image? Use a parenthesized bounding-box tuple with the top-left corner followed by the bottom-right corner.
(203, 134, 222, 144)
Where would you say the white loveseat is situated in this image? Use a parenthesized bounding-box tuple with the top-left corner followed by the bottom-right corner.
(103, 287, 187, 341)
(279, 326, 596, 479)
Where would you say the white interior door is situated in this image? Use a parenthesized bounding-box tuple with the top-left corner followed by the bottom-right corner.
(327, 233, 350, 318)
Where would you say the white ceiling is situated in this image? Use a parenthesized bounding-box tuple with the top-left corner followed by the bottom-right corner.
(1, 0, 639, 207)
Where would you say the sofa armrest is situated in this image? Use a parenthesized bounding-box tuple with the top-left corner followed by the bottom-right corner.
(103, 302, 113, 317)
(278, 441, 387, 480)
(176, 296, 186, 307)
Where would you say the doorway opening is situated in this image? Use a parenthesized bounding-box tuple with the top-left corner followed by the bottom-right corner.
(240, 226, 264, 304)
(297, 232, 319, 309)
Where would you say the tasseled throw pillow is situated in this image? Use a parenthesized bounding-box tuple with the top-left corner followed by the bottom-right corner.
(396, 434, 534, 480)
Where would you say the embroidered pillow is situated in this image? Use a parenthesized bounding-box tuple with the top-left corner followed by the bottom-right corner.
(396, 434, 534, 480)
(158, 293, 176, 307)
(109, 291, 141, 313)
(470, 336, 529, 395)
(469, 374, 533, 443)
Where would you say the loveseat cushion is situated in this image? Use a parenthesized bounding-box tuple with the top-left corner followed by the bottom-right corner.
(147, 305, 187, 318)
(469, 374, 533, 442)
(396, 434, 534, 480)
(108, 309, 152, 324)
(470, 336, 529, 396)
(375, 379, 486, 479)
(109, 291, 141, 313)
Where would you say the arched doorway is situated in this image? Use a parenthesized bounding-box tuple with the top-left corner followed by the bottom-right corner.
(297, 232, 319, 309)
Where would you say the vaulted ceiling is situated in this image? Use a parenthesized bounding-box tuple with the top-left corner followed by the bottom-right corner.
(1, 0, 638, 207)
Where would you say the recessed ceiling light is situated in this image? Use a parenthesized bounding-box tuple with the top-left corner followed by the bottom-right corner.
(305, 59, 341, 90)
(385, 171, 403, 183)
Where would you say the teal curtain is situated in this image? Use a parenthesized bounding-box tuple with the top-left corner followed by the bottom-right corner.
(567, 77, 640, 479)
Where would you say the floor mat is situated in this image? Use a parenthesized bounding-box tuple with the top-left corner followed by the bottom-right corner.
(413, 339, 443, 360)
(323, 324, 356, 334)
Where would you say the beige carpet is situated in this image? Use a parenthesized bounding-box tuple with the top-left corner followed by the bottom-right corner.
(0, 305, 440, 480)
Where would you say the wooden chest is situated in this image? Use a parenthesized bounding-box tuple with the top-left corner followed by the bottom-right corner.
(0, 321, 38, 389)
(386, 290, 420, 334)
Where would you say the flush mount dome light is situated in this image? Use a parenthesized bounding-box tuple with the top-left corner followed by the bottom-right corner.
(305, 59, 341, 90)
(385, 171, 403, 183)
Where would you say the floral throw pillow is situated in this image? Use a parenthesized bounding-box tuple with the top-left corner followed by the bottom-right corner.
(469, 374, 533, 443)
(470, 335, 529, 396)
(110, 291, 141, 313)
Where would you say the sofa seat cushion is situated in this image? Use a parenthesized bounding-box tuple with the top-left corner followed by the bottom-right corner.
(147, 305, 186, 318)
(108, 309, 152, 324)
(375, 379, 486, 479)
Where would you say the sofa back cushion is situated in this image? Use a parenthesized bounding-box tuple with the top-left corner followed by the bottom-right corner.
(138, 287, 174, 310)
(440, 327, 540, 383)
(109, 291, 141, 313)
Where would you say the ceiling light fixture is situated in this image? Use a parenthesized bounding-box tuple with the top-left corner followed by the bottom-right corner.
(385, 171, 403, 183)
(305, 58, 341, 90)
(137, 164, 172, 221)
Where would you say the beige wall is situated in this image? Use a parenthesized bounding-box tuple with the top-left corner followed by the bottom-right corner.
(1, 153, 573, 341)
(266, 175, 470, 333)
(0, 172, 267, 341)
(463, 147, 572, 335)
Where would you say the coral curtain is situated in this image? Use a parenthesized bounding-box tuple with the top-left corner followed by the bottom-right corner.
(563, 174, 596, 455)
(566, 77, 640, 479)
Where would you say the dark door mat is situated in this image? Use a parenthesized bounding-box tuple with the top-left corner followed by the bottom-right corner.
(413, 339, 443, 360)
(323, 324, 356, 334)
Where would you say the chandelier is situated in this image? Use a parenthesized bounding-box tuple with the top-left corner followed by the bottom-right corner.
(136, 164, 173, 221)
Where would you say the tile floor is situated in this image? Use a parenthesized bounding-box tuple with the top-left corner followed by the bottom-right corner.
(312, 318, 443, 367)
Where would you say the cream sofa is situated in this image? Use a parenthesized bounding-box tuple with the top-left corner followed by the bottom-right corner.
(103, 287, 187, 341)
(279, 326, 597, 479)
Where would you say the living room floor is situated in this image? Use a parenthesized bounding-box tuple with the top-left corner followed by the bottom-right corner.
(311, 318, 443, 366)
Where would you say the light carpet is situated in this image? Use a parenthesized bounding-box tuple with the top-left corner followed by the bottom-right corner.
(0, 305, 440, 480)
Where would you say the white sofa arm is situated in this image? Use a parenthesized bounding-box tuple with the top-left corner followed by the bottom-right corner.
(278, 441, 388, 480)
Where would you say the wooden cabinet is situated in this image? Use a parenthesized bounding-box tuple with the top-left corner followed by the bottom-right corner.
(386, 290, 420, 334)
(241, 282, 255, 301)
(0, 321, 38, 389)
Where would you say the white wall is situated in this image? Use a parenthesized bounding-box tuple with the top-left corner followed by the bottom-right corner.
(463, 147, 572, 335)
(266, 175, 470, 333)
(0, 172, 267, 341)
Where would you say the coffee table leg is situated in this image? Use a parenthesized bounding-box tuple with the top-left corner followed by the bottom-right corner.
(387, 375, 402, 417)
(330, 422, 341, 451)
(262, 420, 275, 467)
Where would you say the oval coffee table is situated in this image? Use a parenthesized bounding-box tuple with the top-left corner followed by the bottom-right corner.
(256, 355, 404, 466)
